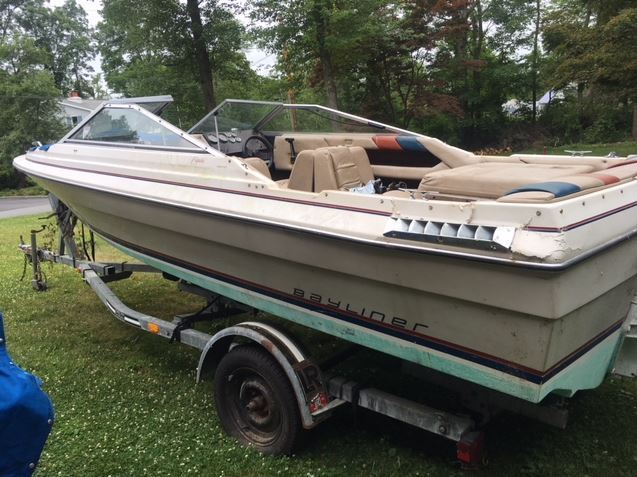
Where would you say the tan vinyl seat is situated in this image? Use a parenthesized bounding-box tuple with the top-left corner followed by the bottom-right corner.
(286, 150, 315, 191)
(315, 146, 374, 191)
(419, 162, 596, 199)
(287, 146, 375, 192)
(243, 157, 272, 180)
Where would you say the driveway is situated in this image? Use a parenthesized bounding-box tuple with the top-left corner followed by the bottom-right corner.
(0, 197, 52, 219)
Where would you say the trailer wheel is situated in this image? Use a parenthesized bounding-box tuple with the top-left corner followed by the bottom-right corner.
(214, 344, 302, 455)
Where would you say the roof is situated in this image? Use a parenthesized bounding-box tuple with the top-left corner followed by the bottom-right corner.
(59, 98, 105, 113)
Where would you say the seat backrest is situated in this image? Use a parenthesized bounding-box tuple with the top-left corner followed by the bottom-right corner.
(287, 146, 374, 193)
(416, 136, 479, 168)
(314, 146, 374, 192)
(243, 157, 272, 180)
(287, 149, 315, 191)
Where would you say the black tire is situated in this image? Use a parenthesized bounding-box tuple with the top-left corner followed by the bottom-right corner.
(214, 344, 303, 455)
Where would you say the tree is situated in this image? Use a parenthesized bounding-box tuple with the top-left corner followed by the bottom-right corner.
(0, 2, 66, 188)
(544, 1, 637, 140)
(402, 1, 540, 146)
(35, 0, 94, 95)
(2, 0, 95, 95)
(592, 8, 637, 139)
(98, 0, 251, 125)
(186, 0, 216, 110)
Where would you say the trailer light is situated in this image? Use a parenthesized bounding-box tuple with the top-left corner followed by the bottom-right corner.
(148, 323, 160, 334)
(456, 431, 486, 468)
(309, 392, 329, 413)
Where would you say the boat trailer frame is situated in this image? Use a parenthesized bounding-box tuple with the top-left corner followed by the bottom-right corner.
(18, 202, 588, 468)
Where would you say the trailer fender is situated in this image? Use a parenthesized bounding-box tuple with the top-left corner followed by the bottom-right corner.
(196, 322, 330, 429)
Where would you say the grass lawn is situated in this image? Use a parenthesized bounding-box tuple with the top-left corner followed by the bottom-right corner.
(0, 185, 47, 197)
(518, 141, 637, 157)
(2, 214, 637, 476)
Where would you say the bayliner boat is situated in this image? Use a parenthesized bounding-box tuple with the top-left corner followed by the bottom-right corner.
(14, 97, 637, 405)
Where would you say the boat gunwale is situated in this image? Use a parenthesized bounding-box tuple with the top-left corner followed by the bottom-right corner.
(16, 155, 637, 272)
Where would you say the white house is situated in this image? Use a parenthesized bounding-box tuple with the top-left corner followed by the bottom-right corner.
(58, 92, 105, 128)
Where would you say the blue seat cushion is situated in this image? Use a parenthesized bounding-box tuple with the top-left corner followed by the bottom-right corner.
(505, 181, 581, 198)
(396, 136, 428, 152)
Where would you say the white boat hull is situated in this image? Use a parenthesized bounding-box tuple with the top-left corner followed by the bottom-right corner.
(30, 174, 637, 403)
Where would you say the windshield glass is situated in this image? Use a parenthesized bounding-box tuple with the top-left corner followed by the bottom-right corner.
(70, 107, 198, 149)
(189, 100, 397, 136)
(190, 101, 281, 134)
(262, 107, 387, 133)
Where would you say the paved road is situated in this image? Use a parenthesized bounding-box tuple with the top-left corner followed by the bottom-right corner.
(0, 197, 52, 219)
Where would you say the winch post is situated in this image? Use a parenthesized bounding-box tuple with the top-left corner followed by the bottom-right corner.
(48, 194, 80, 259)
(29, 230, 46, 291)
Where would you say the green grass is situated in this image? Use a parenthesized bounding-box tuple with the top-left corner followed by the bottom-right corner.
(518, 140, 637, 157)
(2, 214, 637, 476)
(0, 185, 47, 197)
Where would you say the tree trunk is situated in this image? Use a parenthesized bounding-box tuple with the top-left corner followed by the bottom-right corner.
(577, 82, 585, 140)
(471, 0, 484, 127)
(531, 0, 541, 124)
(320, 51, 339, 110)
(186, 0, 216, 111)
(312, 1, 339, 110)
(576, 2, 593, 136)
(633, 103, 637, 140)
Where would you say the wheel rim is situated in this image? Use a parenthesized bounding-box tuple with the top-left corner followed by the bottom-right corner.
(225, 368, 282, 446)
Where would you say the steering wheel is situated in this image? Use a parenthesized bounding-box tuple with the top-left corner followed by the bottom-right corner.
(243, 135, 274, 168)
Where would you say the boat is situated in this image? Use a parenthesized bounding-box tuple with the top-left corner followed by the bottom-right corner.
(13, 97, 637, 405)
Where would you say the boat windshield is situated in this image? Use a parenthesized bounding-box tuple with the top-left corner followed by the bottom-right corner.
(69, 107, 199, 149)
(260, 106, 386, 134)
(189, 100, 393, 136)
(190, 101, 282, 135)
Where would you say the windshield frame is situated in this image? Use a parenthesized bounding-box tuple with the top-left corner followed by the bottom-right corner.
(59, 103, 222, 156)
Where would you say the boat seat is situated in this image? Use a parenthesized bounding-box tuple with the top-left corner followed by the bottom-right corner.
(497, 163, 637, 202)
(315, 146, 374, 192)
(419, 162, 596, 199)
(287, 146, 375, 193)
(415, 137, 479, 168)
(604, 161, 637, 180)
(243, 157, 272, 180)
(371, 135, 478, 169)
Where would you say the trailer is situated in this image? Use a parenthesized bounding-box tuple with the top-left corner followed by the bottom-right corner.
(18, 196, 637, 468)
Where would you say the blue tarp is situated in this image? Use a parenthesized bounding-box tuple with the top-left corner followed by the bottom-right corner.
(0, 313, 54, 476)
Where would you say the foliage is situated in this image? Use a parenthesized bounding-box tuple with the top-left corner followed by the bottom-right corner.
(31, 0, 95, 95)
(0, 31, 65, 188)
(249, 0, 553, 147)
(98, 0, 264, 127)
(542, 1, 637, 141)
(0, 0, 97, 189)
(3, 0, 637, 194)
(0, 184, 45, 196)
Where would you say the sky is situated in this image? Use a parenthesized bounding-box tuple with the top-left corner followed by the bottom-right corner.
(49, 0, 276, 80)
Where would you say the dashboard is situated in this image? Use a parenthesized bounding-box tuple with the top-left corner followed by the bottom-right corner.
(203, 130, 245, 155)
